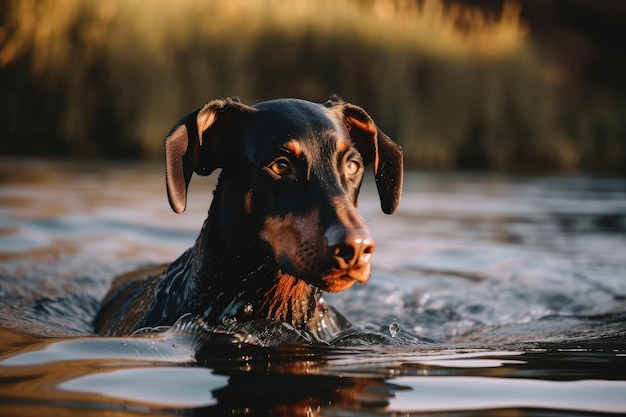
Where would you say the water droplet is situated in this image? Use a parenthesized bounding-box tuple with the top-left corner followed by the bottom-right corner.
(243, 303, 253, 315)
(389, 321, 401, 337)
(222, 315, 237, 326)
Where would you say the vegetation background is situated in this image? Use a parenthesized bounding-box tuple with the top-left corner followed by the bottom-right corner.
(1, 0, 624, 174)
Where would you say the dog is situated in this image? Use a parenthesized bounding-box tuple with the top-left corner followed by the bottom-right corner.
(93, 95, 403, 339)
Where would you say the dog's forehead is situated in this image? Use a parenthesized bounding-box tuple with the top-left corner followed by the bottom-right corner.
(244, 99, 348, 162)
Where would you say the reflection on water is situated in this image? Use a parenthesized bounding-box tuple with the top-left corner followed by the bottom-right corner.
(2, 324, 626, 416)
(0, 159, 625, 416)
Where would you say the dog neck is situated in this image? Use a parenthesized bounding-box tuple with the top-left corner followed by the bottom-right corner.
(170, 176, 329, 336)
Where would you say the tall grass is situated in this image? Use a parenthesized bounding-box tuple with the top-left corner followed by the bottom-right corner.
(1, 0, 623, 173)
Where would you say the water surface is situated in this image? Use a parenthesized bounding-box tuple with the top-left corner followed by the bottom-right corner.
(0, 159, 625, 416)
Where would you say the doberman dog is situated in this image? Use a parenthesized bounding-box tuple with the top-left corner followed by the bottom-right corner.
(93, 95, 403, 339)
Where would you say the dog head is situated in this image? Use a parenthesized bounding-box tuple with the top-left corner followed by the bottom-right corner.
(164, 96, 402, 292)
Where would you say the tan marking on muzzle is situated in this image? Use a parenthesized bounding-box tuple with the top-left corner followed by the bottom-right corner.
(259, 208, 322, 264)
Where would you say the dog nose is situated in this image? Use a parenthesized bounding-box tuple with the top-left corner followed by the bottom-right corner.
(325, 225, 376, 270)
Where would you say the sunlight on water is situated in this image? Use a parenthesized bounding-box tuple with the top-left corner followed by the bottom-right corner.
(388, 377, 626, 414)
(60, 367, 228, 408)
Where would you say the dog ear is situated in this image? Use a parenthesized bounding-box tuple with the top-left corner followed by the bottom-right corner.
(327, 98, 403, 214)
(164, 97, 257, 213)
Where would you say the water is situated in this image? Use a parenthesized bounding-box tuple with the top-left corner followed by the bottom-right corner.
(1, 159, 625, 416)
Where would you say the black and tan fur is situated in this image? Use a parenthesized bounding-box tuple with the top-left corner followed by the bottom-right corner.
(93, 95, 403, 338)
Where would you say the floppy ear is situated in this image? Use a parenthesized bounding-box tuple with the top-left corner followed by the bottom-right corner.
(327, 98, 403, 214)
(164, 97, 257, 213)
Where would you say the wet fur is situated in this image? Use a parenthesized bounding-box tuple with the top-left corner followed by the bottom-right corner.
(94, 96, 402, 338)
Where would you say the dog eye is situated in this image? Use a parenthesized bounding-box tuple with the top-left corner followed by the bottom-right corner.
(269, 160, 290, 176)
(345, 160, 360, 175)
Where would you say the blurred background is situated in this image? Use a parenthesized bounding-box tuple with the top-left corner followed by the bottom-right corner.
(1, 0, 624, 174)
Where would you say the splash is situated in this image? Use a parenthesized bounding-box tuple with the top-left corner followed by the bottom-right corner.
(389, 322, 401, 338)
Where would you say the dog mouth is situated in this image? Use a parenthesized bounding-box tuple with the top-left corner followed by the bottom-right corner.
(276, 254, 371, 293)
(317, 266, 371, 292)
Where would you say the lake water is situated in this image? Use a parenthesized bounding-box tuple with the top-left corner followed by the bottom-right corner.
(0, 159, 625, 416)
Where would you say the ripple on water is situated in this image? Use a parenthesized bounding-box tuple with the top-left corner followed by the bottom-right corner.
(1, 162, 626, 416)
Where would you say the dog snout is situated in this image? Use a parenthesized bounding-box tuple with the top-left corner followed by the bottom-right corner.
(324, 225, 376, 271)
